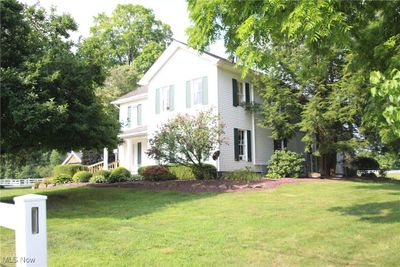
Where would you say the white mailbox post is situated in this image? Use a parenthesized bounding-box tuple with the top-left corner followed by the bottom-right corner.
(0, 194, 48, 267)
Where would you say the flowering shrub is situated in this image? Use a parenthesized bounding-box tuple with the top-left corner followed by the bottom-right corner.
(267, 150, 305, 178)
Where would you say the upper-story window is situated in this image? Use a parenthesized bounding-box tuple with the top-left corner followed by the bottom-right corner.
(156, 85, 174, 114)
(125, 104, 142, 129)
(186, 76, 208, 108)
(232, 78, 250, 107)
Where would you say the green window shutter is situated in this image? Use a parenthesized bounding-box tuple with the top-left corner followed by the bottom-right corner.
(169, 85, 174, 111)
(137, 104, 142, 126)
(202, 76, 208, 105)
(232, 78, 238, 106)
(127, 106, 132, 128)
(247, 130, 252, 162)
(155, 88, 160, 114)
(234, 128, 239, 161)
(137, 142, 142, 167)
(245, 83, 250, 104)
(186, 81, 191, 108)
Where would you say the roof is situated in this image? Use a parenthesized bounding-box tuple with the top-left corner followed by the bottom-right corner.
(62, 150, 82, 165)
(111, 85, 148, 105)
(113, 85, 148, 103)
(119, 126, 148, 138)
(173, 40, 233, 64)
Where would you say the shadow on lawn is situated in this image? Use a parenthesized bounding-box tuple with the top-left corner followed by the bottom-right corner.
(328, 200, 400, 224)
(34, 186, 219, 220)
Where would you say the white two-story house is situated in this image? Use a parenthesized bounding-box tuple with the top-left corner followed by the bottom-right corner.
(111, 41, 304, 174)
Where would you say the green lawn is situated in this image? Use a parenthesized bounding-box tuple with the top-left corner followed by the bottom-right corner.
(1, 180, 399, 266)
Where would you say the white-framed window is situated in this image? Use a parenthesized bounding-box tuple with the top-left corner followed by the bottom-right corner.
(125, 104, 142, 129)
(238, 82, 246, 104)
(238, 129, 247, 161)
(160, 86, 170, 112)
(192, 78, 204, 106)
(186, 76, 208, 108)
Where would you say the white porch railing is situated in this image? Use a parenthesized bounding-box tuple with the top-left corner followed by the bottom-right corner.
(0, 194, 48, 267)
(0, 179, 43, 187)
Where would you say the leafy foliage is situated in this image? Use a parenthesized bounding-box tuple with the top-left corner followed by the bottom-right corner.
(186, 0, 400, 175)
(94, 170, 111, 179)
(72, 171, 93, 183)
(168, 165, 195, 180)
(267, 150, 305, 178)
(52, 174, 73, 184)
(89, 174, 107, 184)
(140, 165, 175, 181)
(53, 164, 88, 178)
(79, 4, 172, 67)
(109, 167, 131, 183)
(147, 109, 224, 179)
(0, 0, 120, 154)
(226, 167, 260, 182)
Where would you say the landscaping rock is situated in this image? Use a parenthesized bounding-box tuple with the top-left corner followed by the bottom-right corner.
(218, 184, 228, 190)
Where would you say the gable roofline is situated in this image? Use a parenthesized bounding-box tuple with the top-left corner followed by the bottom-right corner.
(138, 40, 233, 85)
(111, 85, 148, 105)
(62, 150, 82, 165)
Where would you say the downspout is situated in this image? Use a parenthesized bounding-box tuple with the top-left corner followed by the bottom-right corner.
(251, 84, 256, 166)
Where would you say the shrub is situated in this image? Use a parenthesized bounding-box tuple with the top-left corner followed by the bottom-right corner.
(109, 167, 131, 183)
(72, 171, 92, 182)
(227, 167, 260, 182)
(192, 164, 217, 180)
(351, 157, 379, 170)
(267, 150, 305, 178)
(53, 164, 87, 177)
(89, 174, 107, 183)
(52, 174, 72, 184)
(94, 170, 111, 178)
(127, 174, 144, 181)
(168, 165, 195, 180)
(41, 177, 53, 186)
(141, 165, 175, 181)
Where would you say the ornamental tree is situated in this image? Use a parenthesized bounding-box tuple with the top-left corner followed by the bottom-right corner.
(147, 109, 225, 179)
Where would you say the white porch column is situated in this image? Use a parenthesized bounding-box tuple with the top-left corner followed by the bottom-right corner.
(118, 144, 125, 167)
(103, 148, 108, 170)
(126, 139, 133, 172)
(14, 194, 48, 267)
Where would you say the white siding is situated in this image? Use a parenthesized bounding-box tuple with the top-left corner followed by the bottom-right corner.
(217, 68, 258, 172)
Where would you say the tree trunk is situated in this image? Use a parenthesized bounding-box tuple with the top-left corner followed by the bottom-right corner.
(319, 153, 337, 177)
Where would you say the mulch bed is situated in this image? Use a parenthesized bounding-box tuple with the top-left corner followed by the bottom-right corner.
(90, 178, 320, 193)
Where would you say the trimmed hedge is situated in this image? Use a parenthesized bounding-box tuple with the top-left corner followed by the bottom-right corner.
(72, 171, 92, 182)
(94, 170, 111, 178)
(52, 174, 72, 184)
(90, 174, 107, 183)
(140, 165, 176, 181)
(53, 164, 88, 178)
(168, 165, 195, 180)
(139, 164, 217, 180)
(226, 167, 260, 182)
(109, 167, 131, 183)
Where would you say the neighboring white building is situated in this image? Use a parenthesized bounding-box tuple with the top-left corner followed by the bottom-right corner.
(111, 41, 304, 174)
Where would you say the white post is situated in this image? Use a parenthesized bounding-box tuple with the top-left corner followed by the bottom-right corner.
(13, 194, 48, 267)
(103, 147, 109, 170)
(126, 139, 133, 172)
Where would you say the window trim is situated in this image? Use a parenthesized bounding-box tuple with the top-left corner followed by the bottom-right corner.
(237, 129, 247, 161)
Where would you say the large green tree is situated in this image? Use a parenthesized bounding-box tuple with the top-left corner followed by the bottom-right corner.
(79, 4, 172, 67)
(80, 4, 173, 108)
(187, 0, 400, 175)
(0, 0, 120, 154)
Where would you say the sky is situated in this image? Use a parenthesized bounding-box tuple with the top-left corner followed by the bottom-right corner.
(22, 0, 227, 58)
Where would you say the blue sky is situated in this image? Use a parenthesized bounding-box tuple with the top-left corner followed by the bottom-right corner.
(22, 0, 227, 57)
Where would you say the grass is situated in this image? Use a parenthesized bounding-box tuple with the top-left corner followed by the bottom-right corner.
(1, 180, 399, 266)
